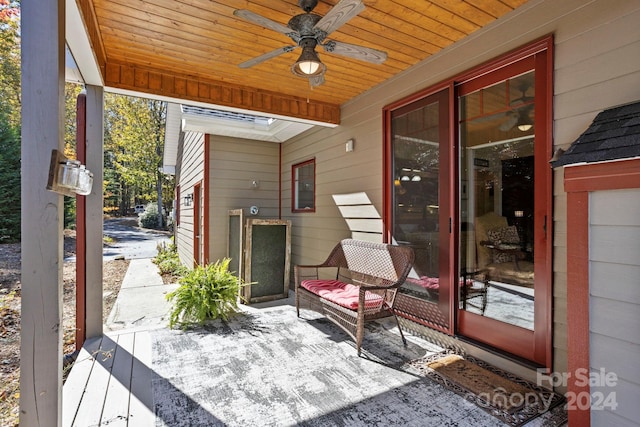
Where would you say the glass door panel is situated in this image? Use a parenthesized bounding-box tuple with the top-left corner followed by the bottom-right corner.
(390, 89, 452, 332)
(459, 71, 536, 330)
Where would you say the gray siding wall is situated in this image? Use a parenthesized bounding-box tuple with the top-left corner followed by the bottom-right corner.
(589, 188, 640, 426)
(207, 136, 280, 263)
(281, 0, 640, 386)
(175, 131, 204, 266)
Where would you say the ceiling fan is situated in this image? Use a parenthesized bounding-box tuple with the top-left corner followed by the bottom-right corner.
(499, 86, 535, 132)
(233, 0, 388, 87)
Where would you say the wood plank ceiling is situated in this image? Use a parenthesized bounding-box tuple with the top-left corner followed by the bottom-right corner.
(79, 0, 528, 124)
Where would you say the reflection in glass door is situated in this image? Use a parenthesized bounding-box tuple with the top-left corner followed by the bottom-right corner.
(459, 71, 536, 330)
(388, 89, 453, 333)
(457, 62, 551, 365)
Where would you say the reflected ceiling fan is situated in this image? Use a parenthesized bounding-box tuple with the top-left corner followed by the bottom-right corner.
(499, 84, 534, 132)
(233, 0, 388, 87)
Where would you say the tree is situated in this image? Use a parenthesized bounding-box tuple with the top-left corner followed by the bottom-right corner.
(0, 112, 20, 241)
(62, 83, 84, 227)
(0, 1, 20, 240)
(0, 1, 20, 129)
(104, 94, 169, 226)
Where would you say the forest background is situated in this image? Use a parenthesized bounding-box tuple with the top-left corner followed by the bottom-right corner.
(0, 0, 175, 243)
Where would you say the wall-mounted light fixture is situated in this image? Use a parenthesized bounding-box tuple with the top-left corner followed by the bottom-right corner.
(183, 193, 193, 207)
(345, 139, 354, 152)
(47, 149, 94, 196)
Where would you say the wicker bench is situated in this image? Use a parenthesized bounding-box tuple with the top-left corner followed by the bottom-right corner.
(294, 239, 415, 355)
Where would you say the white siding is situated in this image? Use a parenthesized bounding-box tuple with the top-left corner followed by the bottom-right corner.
(208, 136, 279, 263)
(281, 0, 640, 385)
(589, 189, 640, 426)
(175, 131, 204, 266)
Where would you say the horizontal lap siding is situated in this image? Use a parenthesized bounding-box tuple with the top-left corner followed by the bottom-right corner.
(552, 1, 640, 389)
(176, 131, 204, 266)
(208, 136, 279, 263)
(281, 0, 640, 387)
(281, 117, 384, 265)
(589, 189, 640, 426)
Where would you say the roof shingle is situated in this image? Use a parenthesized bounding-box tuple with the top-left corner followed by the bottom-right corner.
(552, 101, 640, 167)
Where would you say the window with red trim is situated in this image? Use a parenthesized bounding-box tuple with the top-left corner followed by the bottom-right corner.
(292, 159, 315, 213)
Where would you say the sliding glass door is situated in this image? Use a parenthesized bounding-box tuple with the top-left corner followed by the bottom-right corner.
(385, 38, 553, 367)
(386, 88, 454, 333)
(456, 52, 552, 366)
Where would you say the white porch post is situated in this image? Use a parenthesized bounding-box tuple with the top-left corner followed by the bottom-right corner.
(20, 0, 66, 425)
(84, 85, 104, 338)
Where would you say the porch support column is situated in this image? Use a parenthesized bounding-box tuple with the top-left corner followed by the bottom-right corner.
(84, 85, 104, 338)
(20, 0, 65, 425)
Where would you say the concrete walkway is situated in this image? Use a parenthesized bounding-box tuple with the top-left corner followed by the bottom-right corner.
(105, 258, 179, 332)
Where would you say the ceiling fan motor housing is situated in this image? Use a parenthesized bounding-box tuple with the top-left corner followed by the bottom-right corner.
(298, 0, 319, 13)
(288, 13, 323, 40)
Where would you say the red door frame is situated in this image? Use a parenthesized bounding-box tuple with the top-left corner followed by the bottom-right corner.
(564, 157, 640, 427)
(383, 87, 455, 334)
(455, 45, 553, 367)
(383, 36, 554, 367)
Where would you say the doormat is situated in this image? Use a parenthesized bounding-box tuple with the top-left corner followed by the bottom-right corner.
(407, 351, 567, 426)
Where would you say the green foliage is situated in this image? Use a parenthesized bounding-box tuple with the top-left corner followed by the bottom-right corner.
(63, 196, 76, 229)
(0, 3, 21, 242)
(166, 258, 246, 329)
(104, 94, 171, 216)
(0, 3, 21, 129)
(157, 257, 187, 277)
(138, 202, 165, 230)
(153, 241, 187, 276)
(0, 114, 20, 242)
(154, 240, 177, 263)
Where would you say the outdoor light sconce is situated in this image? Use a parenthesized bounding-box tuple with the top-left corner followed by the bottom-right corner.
(47, 149, 94, 197)
(183, 193, 193, 206)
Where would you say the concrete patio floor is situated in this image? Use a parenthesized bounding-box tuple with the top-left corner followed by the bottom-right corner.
(63, 259, 567, 426)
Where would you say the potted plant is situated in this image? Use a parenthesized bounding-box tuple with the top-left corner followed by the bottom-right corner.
(166, 258, 247, 329)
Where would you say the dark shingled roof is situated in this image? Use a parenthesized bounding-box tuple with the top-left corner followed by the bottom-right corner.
(552, 101, 640, 167)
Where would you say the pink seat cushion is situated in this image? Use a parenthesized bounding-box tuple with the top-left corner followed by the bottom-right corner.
(405, 276, 473, 290)
(301, 279, 384, 310)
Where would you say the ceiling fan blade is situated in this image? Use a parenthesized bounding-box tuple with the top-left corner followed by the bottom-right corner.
(322, 40, 387, 64)
(233, 9, 297, 36)
(313, 0, 365, 36)
(309, 74, 325, 87)
(499, 113, 518, 131)
(239, 46, 296, 69)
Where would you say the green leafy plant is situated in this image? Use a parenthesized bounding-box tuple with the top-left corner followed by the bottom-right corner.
(154, 240, 177, 264)
(166, 258, 247, 329)
(138, 202, 168, 230)
(157, 257, 188, 277)
(153, 240, 187, 277)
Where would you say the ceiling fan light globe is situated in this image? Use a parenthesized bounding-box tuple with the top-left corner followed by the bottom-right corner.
(298, 60, 320, 75)
(291, 46, 326, 77)
(518, 123, 533, 132)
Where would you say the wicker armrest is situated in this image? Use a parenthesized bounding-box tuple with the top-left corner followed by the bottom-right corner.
(294, 265, 319, 290)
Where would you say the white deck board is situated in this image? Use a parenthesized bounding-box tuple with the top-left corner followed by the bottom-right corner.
(100, 333, 134, 426)
(128, 331, 155, 427)
(63, 331, 155, 427)
(62, 337, 103, 426)
(72, 335, 116, 426)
